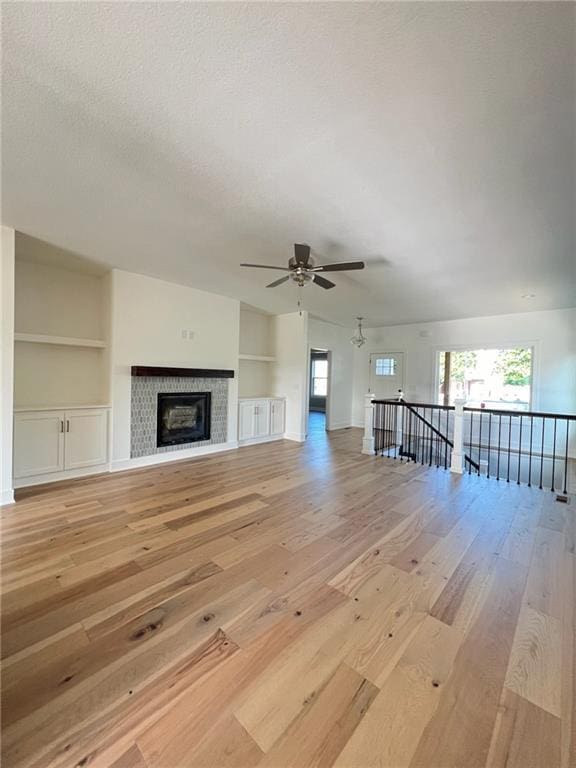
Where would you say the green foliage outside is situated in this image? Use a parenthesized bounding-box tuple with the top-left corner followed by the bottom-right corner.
(494, 348, 532, 386)
(450, 350, 478, 383)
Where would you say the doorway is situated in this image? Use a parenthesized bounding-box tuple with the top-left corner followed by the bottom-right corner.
(309, 349, 329, 433)
(368, 352, 405, 400)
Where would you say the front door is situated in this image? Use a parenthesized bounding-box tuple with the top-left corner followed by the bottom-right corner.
(369, 352, 405, 399)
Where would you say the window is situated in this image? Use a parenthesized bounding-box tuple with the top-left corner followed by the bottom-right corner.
(311, 358, 328, 397)
(375, 357, 396, 376)
(438, 347, 532, 411)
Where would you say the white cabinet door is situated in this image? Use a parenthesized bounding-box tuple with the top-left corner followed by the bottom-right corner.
(64, 409, 109, 470)
(13, 411, 65, 479)
(239, 402, 256, 441)
(253, 401, 270, 438)
(270, 399, 285, 435)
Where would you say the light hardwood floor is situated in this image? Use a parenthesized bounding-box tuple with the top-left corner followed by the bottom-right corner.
(1, 415, 574, 768)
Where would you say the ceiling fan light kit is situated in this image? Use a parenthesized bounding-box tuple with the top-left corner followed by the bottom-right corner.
(240, 243, 365, 291)
(350, 317, 367, 348)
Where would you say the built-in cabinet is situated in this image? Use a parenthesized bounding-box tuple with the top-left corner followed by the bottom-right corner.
(12, 239, 112, 488)
(238, 398, 285, 444)
(14, 407, 110, 486)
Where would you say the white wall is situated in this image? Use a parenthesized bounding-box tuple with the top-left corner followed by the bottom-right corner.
(238, 359, 271, 398)
(239, 309, 272, 355)
(352, 308, 576, 424)
(270, 311, 309, 441)
(308, 317, 354, 430)
(109, 269, 240, 465)
(0, 227, 15, 504)
(15, 259, 105, 339)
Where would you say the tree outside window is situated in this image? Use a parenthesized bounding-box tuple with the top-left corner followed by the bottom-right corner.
(438, 347, 532, 410)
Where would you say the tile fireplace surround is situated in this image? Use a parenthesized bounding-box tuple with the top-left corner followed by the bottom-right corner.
(130, 369, 232, 459)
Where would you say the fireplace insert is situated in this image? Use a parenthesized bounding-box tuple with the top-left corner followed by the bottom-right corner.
(156, 392, 211, 447)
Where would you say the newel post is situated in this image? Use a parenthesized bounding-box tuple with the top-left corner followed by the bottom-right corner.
(450, 398, 466, 474)
(362, 393, 375, 455)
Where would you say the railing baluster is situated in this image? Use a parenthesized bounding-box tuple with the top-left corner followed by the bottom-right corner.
(468, 411, 473, 475)
(496, 414, 502, 480)
(517, 415, 523, 484)
(487, 413, 492, 479)
(551, 418, 557, 493)
(394, 405, 398, 459)
(444, 409, 448, 469)
(528, 415, 533, 486)
(563, 419, 569, 495)
(478, 411, 483, 476)
(428, 408, 433, 466)
(539, 417, 545, 490)
(506, 414, 512, 482)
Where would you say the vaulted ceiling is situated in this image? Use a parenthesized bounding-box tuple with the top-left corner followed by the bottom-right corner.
(3, 2, 575, 326)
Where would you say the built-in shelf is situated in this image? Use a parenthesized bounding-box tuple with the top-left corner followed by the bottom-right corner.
(239, 354, 277, 362)
(14, 404, 111, 412)
(14, 333, 106, 349)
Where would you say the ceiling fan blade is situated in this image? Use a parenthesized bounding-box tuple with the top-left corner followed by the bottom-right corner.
(313, 274, 336, 290)
(240, 263, 291, 271)
(266, 275, 290, 288)
(312, 261, 365, 272)
(294, 243, 311, 266)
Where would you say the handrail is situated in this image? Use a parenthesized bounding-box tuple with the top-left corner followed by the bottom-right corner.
(403, 404, 480, 472)
(372, 398, 576, 421)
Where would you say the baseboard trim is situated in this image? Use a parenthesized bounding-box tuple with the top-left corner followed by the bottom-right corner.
(284, 432, 306, 443)
(13, 464, 110, 489)
(0, 489, 15, 505)
(238, 434, 284, 447)
(326, 421, 352, 431)
(111, 441, 239, 472)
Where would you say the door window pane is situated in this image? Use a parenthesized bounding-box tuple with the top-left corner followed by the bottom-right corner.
(375, 358, 396, 376)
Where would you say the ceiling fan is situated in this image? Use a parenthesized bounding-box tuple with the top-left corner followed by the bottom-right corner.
(240, 244, 365, 289)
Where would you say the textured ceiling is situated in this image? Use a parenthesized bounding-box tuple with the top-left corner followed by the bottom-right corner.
(2, 2, 575, 326)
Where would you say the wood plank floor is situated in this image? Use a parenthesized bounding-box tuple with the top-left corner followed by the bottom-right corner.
(1, 414, 574, 768)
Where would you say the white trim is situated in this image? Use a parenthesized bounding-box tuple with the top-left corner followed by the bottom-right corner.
(14, 333, 106, 348)
(238, 354, 276, 362)
(13, 463, 110, 489)
(238, 434, 284, 447)
(14, 404, 111, 412)
(284, 431, 306, 442)
(326, 421, 352, 431)
(1, 490, 15, 505)
(111, 440, 238, 472)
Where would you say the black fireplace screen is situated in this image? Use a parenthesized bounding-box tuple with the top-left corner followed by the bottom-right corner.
(156, 392, 211, 447)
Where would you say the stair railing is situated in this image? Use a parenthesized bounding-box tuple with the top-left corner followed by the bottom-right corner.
(363, 394, 575, 494)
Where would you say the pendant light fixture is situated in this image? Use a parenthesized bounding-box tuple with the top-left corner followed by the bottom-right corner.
(350, 316, 367, 348)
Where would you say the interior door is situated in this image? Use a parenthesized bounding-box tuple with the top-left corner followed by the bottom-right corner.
(64, 409, 108, 470)
(369, 352, 405, 399)
(13, 411, 65, 478)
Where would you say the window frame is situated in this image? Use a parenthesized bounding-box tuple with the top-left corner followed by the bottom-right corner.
(310, 357, 328, 398)
(433, 343, 536, 411)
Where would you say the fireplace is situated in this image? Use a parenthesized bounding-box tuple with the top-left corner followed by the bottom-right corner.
(156, 392, 211, 448)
